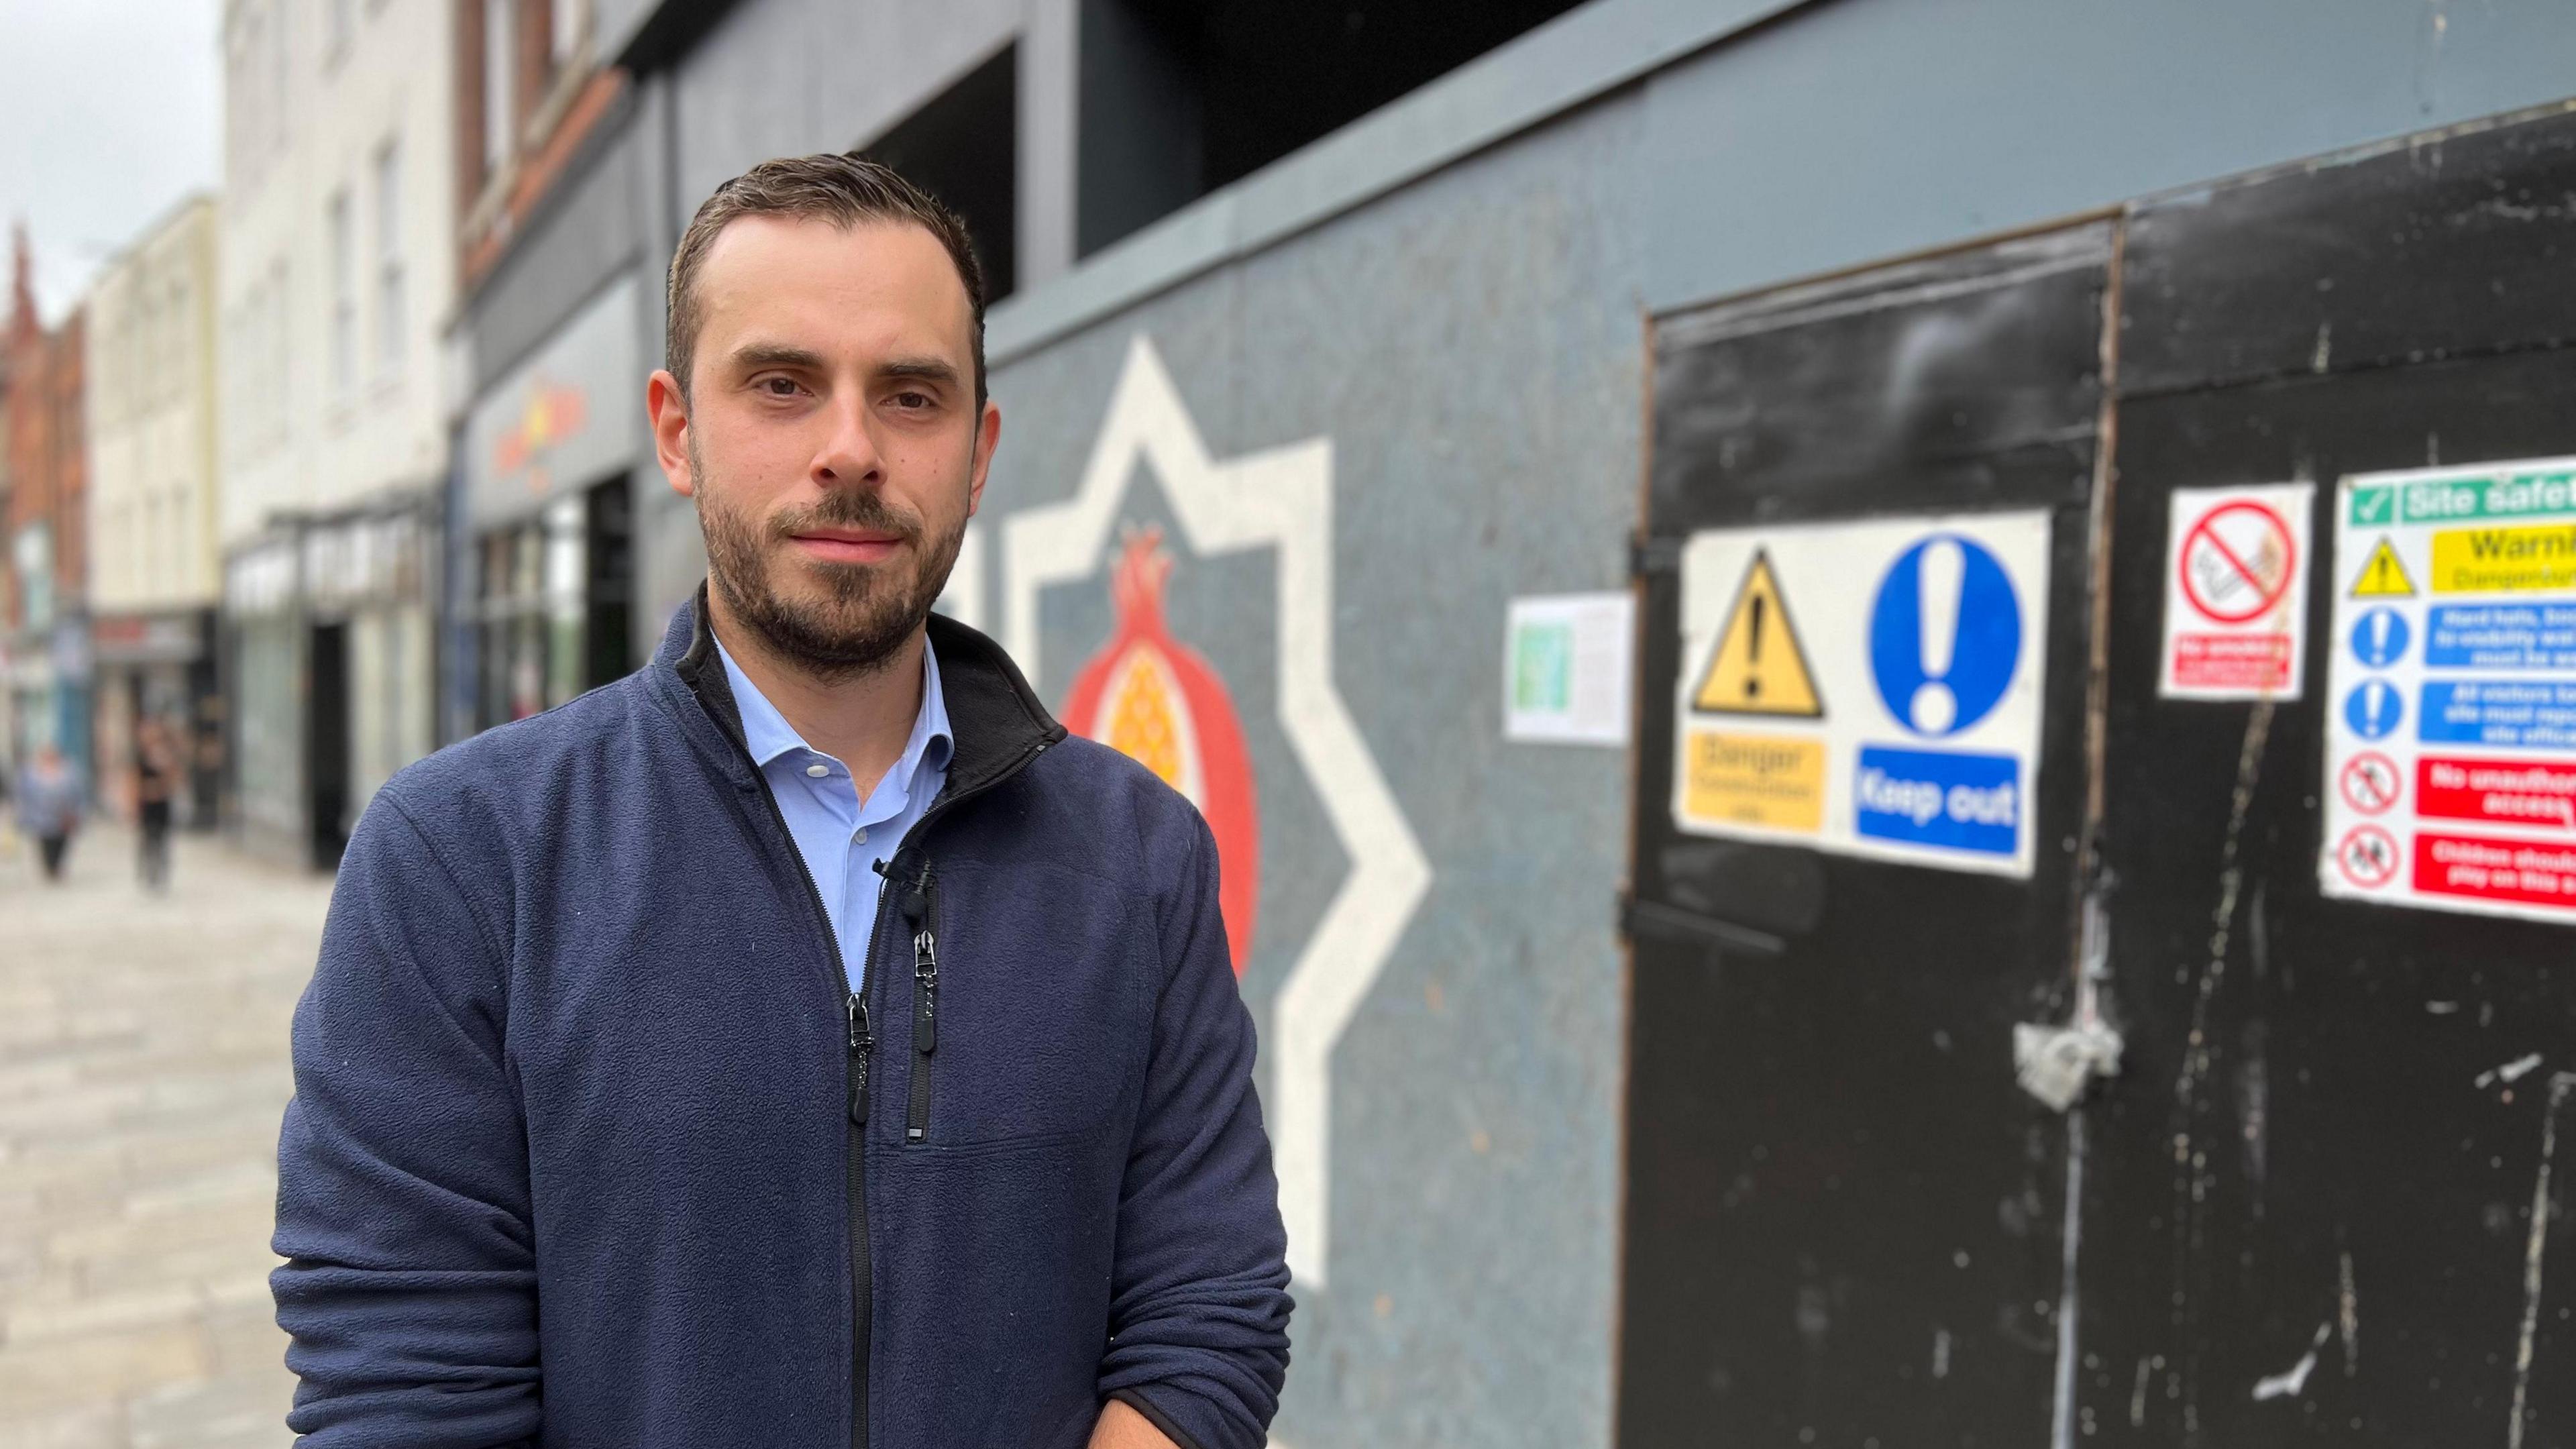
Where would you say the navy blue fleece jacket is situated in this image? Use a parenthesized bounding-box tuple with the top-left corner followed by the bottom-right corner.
(271, 593, 1293, 1448)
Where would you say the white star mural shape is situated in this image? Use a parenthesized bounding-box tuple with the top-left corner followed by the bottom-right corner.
(1003, 335, 1432, 1288)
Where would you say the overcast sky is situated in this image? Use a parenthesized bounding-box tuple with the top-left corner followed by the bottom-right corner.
(0, 0, 221, 325)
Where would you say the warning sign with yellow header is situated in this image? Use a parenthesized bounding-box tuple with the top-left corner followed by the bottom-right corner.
(2320, 457, 2576, 924)
(1670, 511, 2053, 877)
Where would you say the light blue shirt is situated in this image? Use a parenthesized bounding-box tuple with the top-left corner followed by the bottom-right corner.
(718, 637, 953, 993)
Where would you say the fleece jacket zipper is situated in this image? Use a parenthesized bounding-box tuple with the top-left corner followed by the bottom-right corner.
(730, 725, 1053, 1449)
(902, 867, 938, 1143)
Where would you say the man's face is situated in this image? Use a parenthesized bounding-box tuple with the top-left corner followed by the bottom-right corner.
(649, 215, 998, 676)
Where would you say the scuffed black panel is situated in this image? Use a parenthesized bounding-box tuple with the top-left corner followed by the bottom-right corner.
(1621, 225, 2110, 1448)
(2124, 105, 2576, 397)
(2090, 103, 2576, 1446)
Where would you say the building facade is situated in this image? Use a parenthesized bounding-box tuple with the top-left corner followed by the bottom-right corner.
(217, 0, 459, 865)
(1, 231, 90, 791)
(458, 1, 2576, 1444)
(83, 196, 224, 827)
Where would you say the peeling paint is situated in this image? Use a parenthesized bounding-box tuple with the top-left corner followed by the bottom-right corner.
(2251, 1323, 2330, 1401)
(2507, 1073, 2575, 1449)
(2478, 1053, 2544, 1089)
(2339, 1249, 2359, 1377)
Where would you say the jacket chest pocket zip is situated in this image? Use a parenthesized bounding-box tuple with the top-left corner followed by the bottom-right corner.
(902, 867, 939, 1143)
(847, 993, 873, 1124)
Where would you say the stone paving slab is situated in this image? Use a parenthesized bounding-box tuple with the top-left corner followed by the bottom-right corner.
(0, 820, 333, 1448)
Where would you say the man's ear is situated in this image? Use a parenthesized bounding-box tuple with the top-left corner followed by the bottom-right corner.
(648, 370, 696, 498)
(967, 398, 1001, 517)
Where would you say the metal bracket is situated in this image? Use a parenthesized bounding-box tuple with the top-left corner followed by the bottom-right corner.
(1628, 533, 1684, 580)
(1618, 890, 1786, 957)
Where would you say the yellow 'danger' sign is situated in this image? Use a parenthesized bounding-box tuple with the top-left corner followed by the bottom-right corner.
(2430, 522, 2576, 593)
(1690, 550, 1823, 717)
(1684, 731, 1825, 829)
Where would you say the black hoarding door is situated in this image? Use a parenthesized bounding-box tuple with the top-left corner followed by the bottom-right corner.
(2082, 105, 2576, 1443)
(1621, 223, 2112, 1444)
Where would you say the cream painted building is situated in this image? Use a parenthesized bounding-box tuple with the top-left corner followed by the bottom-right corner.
(84, 195, 222, 824)
(218, 0, 455, 865)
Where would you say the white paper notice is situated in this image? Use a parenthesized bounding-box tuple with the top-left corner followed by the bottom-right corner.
(2158, 482, 2314, 700)
(1503, 592, 1635, 746)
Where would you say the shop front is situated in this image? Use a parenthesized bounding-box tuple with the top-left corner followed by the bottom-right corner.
(458, 274, 644, 735)
(89, 608, 219, 827)
(222, 502, 437, 869)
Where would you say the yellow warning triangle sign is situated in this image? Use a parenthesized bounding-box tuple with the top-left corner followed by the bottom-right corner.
(2350, 537, 2416, 598)
(1691, 549, 1824, 717)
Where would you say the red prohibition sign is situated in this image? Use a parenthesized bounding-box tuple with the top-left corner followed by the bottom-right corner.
(2179, 500, 2298, 625)
(2338, 751, 2401, 816)
(2335, 824, 2400, 890)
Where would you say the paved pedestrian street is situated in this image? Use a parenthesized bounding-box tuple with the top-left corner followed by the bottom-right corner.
(1, 822, 332, 1448)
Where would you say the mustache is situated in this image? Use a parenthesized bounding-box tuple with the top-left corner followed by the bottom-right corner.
(769, 492, 924, 546)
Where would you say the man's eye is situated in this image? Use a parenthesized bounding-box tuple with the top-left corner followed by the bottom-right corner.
(890, 392, 933, 411)
(761, 377, 801, 398)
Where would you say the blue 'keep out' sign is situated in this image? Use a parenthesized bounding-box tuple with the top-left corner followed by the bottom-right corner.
(1868, 535, 2023, 737)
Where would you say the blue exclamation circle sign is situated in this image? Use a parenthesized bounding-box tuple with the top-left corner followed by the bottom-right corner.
(2344, 678, 2404, 740)
(2350, 608, 2409, 668)
(1868, 535, 2022, 738)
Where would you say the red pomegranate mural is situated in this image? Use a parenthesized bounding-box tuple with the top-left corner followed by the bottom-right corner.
(1061, 527, 1260, 975)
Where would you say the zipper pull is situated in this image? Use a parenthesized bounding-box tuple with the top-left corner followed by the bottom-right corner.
(847, 992, 872, 1124)
(912, 927, 938, 1057)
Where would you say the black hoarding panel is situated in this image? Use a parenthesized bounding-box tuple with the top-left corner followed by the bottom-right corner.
(1623, 225, 2110, 1447)
(2123, 104, 2576, 399)
(2089, 105, 2576, 1444)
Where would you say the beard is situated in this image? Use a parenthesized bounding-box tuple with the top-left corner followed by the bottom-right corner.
(693, 437, 969, 680)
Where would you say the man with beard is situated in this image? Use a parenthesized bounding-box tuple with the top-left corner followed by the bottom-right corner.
(272, 155, 1291, 1449)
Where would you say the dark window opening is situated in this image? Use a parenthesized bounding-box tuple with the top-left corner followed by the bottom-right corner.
(1075, 0, 1587, 258)
(584, 474, 633, 691)
(863, 44, 1019, 304)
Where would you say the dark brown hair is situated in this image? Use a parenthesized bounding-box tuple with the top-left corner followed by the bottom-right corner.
(665, 153, 987, 407)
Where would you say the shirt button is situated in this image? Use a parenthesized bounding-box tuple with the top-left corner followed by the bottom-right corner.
(805, 762, 829, 778)
(853, 828, 868, 845)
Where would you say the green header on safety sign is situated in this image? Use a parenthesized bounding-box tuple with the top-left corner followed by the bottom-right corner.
(2349, 466, 2576, 527)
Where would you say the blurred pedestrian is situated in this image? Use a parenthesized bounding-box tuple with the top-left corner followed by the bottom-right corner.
(135, 717, 178, 890)
(15, 743, 83, 882)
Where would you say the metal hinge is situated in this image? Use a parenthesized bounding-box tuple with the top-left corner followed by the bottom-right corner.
(1628, 533, 1684, 580)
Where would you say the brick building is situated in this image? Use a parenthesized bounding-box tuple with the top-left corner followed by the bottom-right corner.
(3, 225, 91, 785)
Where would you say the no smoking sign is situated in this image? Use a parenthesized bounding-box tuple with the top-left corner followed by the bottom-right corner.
(2159, 482, 2314, 700)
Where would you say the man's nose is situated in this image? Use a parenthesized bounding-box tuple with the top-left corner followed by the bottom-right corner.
(814, 394, 885, 487)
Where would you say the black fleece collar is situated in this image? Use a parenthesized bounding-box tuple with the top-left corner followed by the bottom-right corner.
(659, 580, 1066, 803)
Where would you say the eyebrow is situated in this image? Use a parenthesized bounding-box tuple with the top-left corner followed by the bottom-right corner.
(727, 343, 826, 372)
(877, 356, 962, 387)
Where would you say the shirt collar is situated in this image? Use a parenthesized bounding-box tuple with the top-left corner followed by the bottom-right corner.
(714, 631, 955, 779)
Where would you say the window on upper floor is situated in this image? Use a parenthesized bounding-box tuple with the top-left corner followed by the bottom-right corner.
(551, 0, 584, 69)
(375, 140, 406, 380)
(861, 46, 1018, 305)
(329, 190, 356, 403)
(1074, 0, 1588, 258)
(484, 0, 517, 177)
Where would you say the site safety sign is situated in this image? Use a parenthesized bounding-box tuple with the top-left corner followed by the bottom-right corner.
(1670, 511, 2053, 877)
(2318, 456, 2576, 923)
(2159, 482, 2313, 700)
